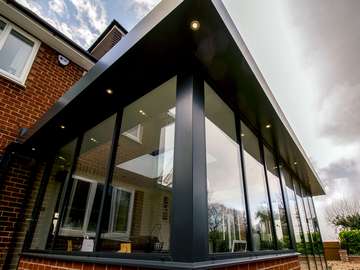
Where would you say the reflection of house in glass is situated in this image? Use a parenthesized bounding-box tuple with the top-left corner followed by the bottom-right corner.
(1, 1, 327, 270)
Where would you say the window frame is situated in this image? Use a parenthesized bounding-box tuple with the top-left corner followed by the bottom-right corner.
(59, 175, 101, 237)
(106, 186, 135, 238)
(0, 15, 40, 86)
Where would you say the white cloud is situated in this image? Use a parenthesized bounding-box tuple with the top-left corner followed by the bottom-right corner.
(127, 0, 160, 19)
(49, 0, 66, 15)
(68, 0, 108, 47)
(16, 0, 110, 48)
(16, 0, 43, 14)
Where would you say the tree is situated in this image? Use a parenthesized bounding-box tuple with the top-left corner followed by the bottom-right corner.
(326, 199, 360, 230)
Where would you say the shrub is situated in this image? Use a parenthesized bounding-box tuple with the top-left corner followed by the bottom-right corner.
(339, 230, 360, 255)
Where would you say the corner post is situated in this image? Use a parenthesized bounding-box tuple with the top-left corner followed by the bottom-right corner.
(171, 72, 208, 262)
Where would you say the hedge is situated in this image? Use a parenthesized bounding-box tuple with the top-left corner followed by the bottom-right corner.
(339, 229, 360, 255)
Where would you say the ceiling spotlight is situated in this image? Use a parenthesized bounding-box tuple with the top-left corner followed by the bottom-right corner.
(265, 124, 271, 129)
(90, 137, 98, 143)
(106, 89, 113, 95)
(60, 125, 66, 129)
(241, 133, 245, 137)
(31, 147, 36, 151)
(190, 20, 200, 31)
(139, 109, 146, 116)
(294, 161, 298, 165)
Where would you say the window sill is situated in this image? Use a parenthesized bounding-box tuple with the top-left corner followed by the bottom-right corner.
(22, 251, 299, 269)
(0, 71, 26, 88)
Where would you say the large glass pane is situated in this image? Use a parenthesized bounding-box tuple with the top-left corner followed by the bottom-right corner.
(303, 190, 323, 270)
(283, 170, 309, 270)
(53, 115, 116, 251)
(309, 197, 327, 270)
(241, 123, 273, 250)
(264, 148, 290, 249)
(30, 140, 77, 250)
(98, 77, 176, 253)
(0, 29, 34, 78)
(205, 84, 247, 253)
(295, 181, 316, 270)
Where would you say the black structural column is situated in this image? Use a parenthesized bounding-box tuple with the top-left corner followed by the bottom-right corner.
(171, 72, 208, 262)
(260, 142, 278, 250)
(277, 161, 296, 249)
(237, 119, 254, 251)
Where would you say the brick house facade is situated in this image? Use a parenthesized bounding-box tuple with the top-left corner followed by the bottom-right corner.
(0, 43, 85, 154)
(0, 1, 125, 269)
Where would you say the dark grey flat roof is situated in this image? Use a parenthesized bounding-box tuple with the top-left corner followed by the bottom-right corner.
(22, 0, 324, 195)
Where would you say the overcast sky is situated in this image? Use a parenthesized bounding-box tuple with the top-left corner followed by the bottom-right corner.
(17, 0, 360, 240)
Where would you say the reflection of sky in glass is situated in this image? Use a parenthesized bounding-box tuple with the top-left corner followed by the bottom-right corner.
(264, 148, 288, 246)
(242, 126, 273, 250)
(267, 171, 289, 246)
(206, 118, 245, 211)
(243, 151, 269, 224)
(295, 183, 310, 243)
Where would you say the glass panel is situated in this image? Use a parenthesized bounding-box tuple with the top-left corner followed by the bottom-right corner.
(0, 29, 34, 78)
(98, 77, 176, 253)
(295, 181, 316, 270)
(309, 198, 327, 270)
(241, 123, 273, 250)
(283, 169, 309, 270)
(205, 84, 247, 253)
(303, 190, 323, 270)
(54, 114, 116, 251)
(264, 148, 290, 249)
(30, 140, 77, 250)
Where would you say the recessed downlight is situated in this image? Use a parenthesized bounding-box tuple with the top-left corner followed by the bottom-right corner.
(60, 125, 66, 129)
(106, 88, 113, 95)
(190, 20, 200, 31)
(265, 124, 271, 129)
(294, 161, 298, 165)
(139, 109, 146, 116)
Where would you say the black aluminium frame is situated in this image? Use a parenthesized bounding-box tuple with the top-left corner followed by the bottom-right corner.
(23, 70, 324, 266)
(290, 174, 311, 270)
(299, 186, 319, 270)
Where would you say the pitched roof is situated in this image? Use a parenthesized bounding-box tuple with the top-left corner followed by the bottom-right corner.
(2, 0, 127, 68)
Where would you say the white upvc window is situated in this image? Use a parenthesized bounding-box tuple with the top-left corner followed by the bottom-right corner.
(0, 16, 40, 85)
(59, 175, 134, 240)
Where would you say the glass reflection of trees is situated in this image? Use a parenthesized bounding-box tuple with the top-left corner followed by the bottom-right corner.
(205, 84, 248, 253)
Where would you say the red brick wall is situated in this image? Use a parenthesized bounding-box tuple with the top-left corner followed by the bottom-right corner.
(0, 40, 86, 269)
(0, 155, 45, 269)
(0, 42, 85, 154)
(18, 255, 300, 270)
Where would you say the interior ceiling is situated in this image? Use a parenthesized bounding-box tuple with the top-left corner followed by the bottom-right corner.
(23, 0, 324, 195)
